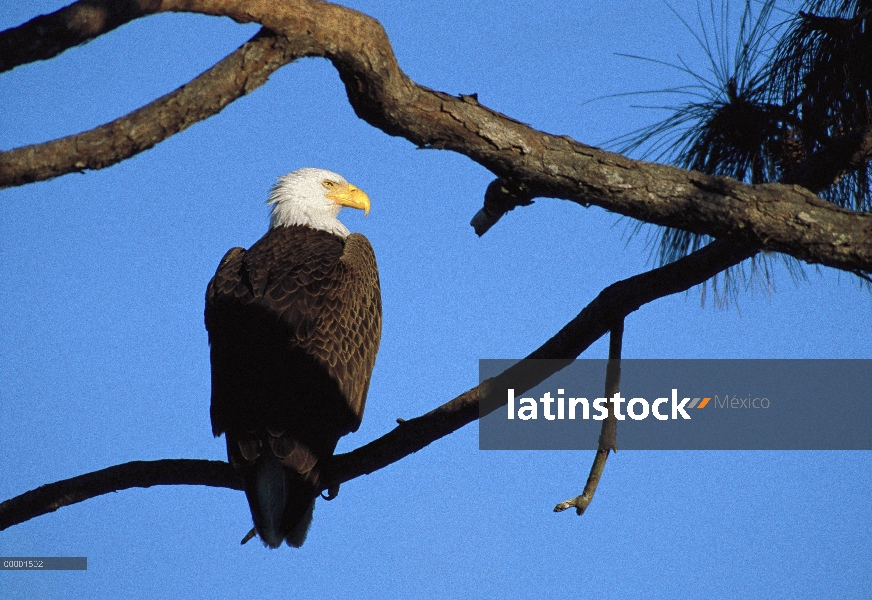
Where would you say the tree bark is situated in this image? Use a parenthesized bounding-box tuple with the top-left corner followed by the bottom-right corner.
(1, 0, 870, 273)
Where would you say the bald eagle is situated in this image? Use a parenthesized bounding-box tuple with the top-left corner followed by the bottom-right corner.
(205, 168, 381, 548)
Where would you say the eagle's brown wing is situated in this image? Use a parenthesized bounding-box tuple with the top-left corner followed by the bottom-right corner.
(204, 225, 381, 547)
(206, 225, 381, 437)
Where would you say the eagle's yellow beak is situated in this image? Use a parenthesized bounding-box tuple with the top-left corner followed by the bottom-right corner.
(326, 183, 370, 216)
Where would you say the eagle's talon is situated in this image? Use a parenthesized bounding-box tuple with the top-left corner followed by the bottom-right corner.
(321, 484, 340, 500)
(240, 527, 257, 545)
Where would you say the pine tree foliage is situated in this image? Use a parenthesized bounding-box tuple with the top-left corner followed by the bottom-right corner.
(613, 0, 872, 301)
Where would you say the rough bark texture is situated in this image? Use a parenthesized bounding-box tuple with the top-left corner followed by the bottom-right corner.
(1, 0, 870, 273)
(0, 27, 298, 186)
(0, 0, 161, 72)
(0, 0, 868, 531)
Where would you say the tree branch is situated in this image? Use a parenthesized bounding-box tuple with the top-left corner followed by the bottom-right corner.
(0, 236, 754, 532)
(554, 320, 623, 515)
(323, 238, 754, 487)
(470, 177, 536, 236)
(0, 459, 240, 532)
(0, 0, 160, 73)
(0, 27, 299, 187)
(1, 0, 869, 273)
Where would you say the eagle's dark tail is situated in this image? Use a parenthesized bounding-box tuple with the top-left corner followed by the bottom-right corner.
(228, 433, 320, 548)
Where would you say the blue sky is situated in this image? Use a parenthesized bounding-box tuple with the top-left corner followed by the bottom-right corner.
(1, 1, 870, 598)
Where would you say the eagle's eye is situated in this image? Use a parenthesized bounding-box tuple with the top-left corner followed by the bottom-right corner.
(322, 180, 336, 188)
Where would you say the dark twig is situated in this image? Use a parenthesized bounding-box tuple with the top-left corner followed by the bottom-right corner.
(554, 320, 624, 515)
(0, 459, 239, 532)
(470, 178, 536, 236)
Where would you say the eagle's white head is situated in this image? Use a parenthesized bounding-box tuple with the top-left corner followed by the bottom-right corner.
(268, 168, 371, 238)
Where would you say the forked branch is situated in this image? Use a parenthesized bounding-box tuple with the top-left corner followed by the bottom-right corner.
(1, 0, 870, 272)
(0, 237, 754, 532)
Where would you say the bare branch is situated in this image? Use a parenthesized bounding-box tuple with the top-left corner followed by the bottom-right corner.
(323, 238, 753, 487)
(0, 28, 298, 187)
(599, 324, 622, 455)
(1, 0, 869, 272)
(0, 237, 754, 531)
(0, 0, 159, 73)
(470, 178, 536, 236)
(554, 321, 623, 515)
(0, 459, 239, 532)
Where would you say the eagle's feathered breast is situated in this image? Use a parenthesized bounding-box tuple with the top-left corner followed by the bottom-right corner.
(205, 224, 381, 546)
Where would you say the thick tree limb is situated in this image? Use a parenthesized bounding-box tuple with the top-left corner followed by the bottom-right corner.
(0, 237, 754, 532)
(1, 0, 870, 273)
(0, 459, 240, 532)
(0, 27, 298, 187)
(0, 0, 160, 73)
